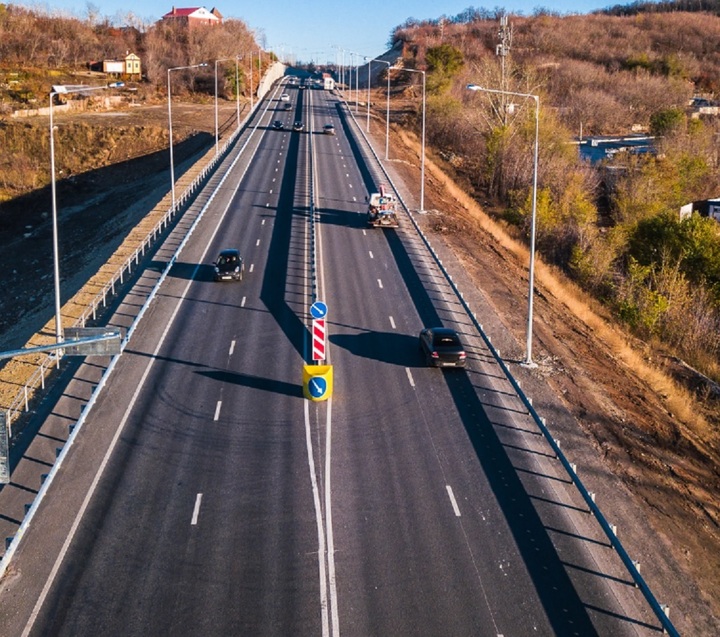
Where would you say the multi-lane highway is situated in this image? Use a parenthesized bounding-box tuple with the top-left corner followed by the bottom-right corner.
(0, 76, 667, 636)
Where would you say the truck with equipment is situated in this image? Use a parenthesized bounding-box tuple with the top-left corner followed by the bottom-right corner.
(366, 185, 399, 228)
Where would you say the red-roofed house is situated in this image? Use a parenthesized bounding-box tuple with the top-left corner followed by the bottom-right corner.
(162, 6, 223, 27)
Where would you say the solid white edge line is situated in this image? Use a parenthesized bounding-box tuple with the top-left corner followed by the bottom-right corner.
(214, 401, 222, 421)
(191, 493, 203, 525)
(22, 274, 198, 636)
(405, 367, 415, 388)
(325, 397, 339, 637)
(305, 384, 330, 637)
(446, 485, 462, 517)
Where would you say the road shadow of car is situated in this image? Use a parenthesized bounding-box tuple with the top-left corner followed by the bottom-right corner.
(167, 261, 216, 282)
(195, 370, 302, 397)
(330, 330, 425, 367)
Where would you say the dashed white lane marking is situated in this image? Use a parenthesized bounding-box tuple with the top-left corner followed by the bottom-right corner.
(362, 229, 367, 236)
(369, 251, 374, 259)
(446, 486, 461, 517)
(191, 493, 203, 525)
(214, 401, 222, 421)
(352, 196, 357, 202)
(405, 367, 415, 388)
(262, 219, 266, 225)
(389, 316, 396, 329)
(377, 279, 383, 289)
(256, 239, 261, 246)
(349, 184, 353, 188)
(269, 189, 273, 194)
(229, 340, 236, 356)
(241, 296, 246, 307)
(250, 264, 255, 273)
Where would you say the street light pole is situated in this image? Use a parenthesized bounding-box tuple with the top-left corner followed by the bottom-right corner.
(235, 55, 241, 127)
(365, 56, 371, 132)
(49, 82, 124, 352)
(399, 67, 426, 212)
(248, 51, 254, 111)
(466, 83, 540, 367)
(214, 57, 236, 155)
(168, 63, 208, 212)
(370, 58, 391, 160)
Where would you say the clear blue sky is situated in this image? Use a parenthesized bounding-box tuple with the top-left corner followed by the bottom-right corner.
(34, 1, 616, 62)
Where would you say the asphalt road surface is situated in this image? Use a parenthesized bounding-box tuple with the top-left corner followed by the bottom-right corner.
(0, 77, 665, 636)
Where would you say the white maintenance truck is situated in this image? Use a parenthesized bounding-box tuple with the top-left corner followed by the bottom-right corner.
(366, 185, 399, 228)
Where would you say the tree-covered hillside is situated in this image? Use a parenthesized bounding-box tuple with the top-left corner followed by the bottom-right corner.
(389, 7, 720, 378)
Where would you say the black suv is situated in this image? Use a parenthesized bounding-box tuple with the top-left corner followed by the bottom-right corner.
(213, 248, 244, 281)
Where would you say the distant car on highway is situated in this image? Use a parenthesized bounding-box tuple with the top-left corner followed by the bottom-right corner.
(419, 327, 466, 367)
(213, 248, 244, 282)
(323, 123, 335, 135)
(280, 93, 290, 101)
(272, 120, 284, 130)
(292, 121, 304, 132)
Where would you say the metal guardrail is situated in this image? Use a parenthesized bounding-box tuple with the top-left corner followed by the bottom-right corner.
(340, 98, 679, 636)
(3, 109, 249, 437)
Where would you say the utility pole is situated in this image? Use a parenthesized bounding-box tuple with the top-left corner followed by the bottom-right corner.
(496, 14, 513, 126)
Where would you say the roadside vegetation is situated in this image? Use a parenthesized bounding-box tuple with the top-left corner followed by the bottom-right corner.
(389, 3, 720, 384)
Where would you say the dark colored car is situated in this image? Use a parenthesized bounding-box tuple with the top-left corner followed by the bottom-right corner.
(213, 248, 244, 281)
(292, 121, 304, 131)
(283, 102, 292, 110)
(272, 120, 284, 130)
(323, 123, 335, 135)
(419, 327, 466, 368)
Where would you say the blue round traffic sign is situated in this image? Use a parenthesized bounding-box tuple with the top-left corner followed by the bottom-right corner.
(308, 376, 328, 399)
(310, 301, 328, 320)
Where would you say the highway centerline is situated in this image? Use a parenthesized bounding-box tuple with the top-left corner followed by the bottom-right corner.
(446, 486, 462, 517)
(191, 493, 203, 525)
(406, 368, 415, 388)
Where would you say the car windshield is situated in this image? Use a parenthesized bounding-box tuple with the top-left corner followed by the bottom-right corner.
(218, 255, 237, 266)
